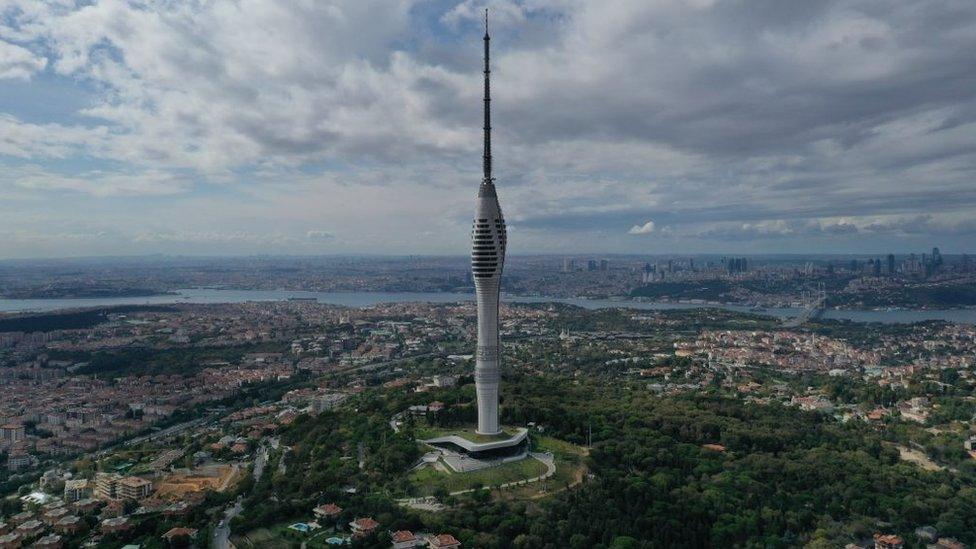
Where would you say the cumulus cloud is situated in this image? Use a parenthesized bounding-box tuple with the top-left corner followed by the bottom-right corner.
(2, 165, 190, 197)
(0, 0, 457, 173)
(0, 115, 111, 159)
(628, 220, 655, 235)
(0, 0, 975, 255)
(0, 39, 46, 79)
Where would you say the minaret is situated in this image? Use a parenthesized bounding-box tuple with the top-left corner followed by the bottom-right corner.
(471, 10, 506, 435)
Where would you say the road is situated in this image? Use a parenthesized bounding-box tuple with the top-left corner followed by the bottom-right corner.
(212, 499, 243, 549)
(94, 416, 212, 458)
(253, 443, 269, 481)
(335, 352, 439, 376)
(277, 446, 288, 475)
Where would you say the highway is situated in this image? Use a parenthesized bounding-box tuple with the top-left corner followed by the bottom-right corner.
(93, 416, 213, 458)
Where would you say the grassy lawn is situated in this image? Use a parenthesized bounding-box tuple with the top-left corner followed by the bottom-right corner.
(414, 424, 521, 443)
(533, 435, 587, 459)
(408, 456, 548, 496)
(530, 436, 588, 496)
(233, 523, 329, 549)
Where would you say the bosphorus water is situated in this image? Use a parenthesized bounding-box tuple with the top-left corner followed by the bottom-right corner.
(0, 288, 974, 324)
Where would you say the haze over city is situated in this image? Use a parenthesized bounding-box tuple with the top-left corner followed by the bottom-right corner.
(2, 0, 975, 258)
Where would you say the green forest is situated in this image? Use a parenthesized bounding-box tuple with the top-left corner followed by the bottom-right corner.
(0, 305, 174, 333)
(232, 374, 976, 548)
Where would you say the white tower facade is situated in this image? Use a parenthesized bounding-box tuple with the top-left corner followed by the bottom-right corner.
(471, 15, 506, 436)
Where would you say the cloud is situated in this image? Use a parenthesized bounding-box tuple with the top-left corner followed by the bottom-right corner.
(0, 0, 975, 255)
(305, 229, 336, 240)
(628, 220, 655, 235)
(0, 0, 453, 173)
(442, 0, 527, 27)
(0, 39, 46, 79)
(132, 231, 293, 245)
(2, 165, 190, 197)
(0, 115, 111, 159)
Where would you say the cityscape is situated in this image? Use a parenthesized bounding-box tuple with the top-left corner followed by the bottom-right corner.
(2, 1, 976, 549)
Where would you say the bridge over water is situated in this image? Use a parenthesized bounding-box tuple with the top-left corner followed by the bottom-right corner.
(783, 285, 827, 328)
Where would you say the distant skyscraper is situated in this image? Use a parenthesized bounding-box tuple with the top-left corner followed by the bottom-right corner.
(727, 257, 748, 274)
(642, 262, 653, 283)
(471, 14, 506, 435)
(887, 253, 895, 276)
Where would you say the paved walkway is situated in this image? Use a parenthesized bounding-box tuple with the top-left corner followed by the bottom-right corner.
(395, 452, 560, 511)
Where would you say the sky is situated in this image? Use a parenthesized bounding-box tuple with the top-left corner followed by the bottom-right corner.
(1, 0, 975, 259)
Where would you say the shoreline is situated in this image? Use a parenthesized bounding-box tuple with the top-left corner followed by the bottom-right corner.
(0, 288, 974, 325)
(3, 290, 974, 313)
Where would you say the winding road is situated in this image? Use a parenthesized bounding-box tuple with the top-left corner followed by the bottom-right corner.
(212, 499, 243, 549)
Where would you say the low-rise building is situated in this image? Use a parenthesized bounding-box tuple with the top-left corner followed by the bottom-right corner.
(32, 534, 63, 549)
(428, 534, 462, 549)
(42, 507, 70, 525)
(8, 513, 32, 526)
(0, 532, 22, 549)
(117, 477, 153, 500)
(101, 517, 132, 535)
(71, 498, 101, 514)
(431, 375, 458, 388)
(63, 479, 91, 502)
(101, 500, 125, 519)
(6, 453, 35, 472)
(14, 520, 43, 540)
(391, 530, 421, 549)
(54, 516, 82, 535)
(161, 527, 198, 543)
(313, 503, 342, 520)
(349, 517, 379, 538)
(931, 538, 966, 549)
(875, 533, 904, 549)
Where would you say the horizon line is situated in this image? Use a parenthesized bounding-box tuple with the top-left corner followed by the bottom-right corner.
(0, 251, 970, 263)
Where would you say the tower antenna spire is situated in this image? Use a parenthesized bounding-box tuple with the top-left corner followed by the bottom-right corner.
(482, 8, 492, 184)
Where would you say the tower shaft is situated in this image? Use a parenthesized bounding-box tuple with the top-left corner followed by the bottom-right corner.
(471, 10, 506, 435)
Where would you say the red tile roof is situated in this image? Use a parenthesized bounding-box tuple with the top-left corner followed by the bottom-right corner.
(430, 533, 461, 547)
(352, 517, 379, 530)
(392, 530, 417, 542)
(314, 503, 342, 516)
(162, 527, 198, 540)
